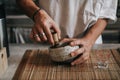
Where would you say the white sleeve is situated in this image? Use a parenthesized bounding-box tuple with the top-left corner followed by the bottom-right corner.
(99, 0, 118, 24)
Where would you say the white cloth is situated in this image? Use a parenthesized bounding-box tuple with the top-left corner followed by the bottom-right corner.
(38, 0, 118, 44)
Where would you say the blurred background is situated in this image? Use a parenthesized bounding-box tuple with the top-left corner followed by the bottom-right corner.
(2, 0, 120, 44)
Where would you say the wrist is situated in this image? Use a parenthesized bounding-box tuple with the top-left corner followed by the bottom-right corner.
(83, 33, 96, 45)
(31, 8, 42, 21)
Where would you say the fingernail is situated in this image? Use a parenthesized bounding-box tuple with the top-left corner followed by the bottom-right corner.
(71, 62, 75, 66)
(70, 42, 73, 45)
(59, 36, 61, 40)
(71, 53, 75, 57)
(70, 42, 75, 46)
(51, 41, 54, 46)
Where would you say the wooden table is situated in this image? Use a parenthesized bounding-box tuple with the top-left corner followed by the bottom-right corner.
(0, 44, 120, 79)
(13, 49, 120, 80)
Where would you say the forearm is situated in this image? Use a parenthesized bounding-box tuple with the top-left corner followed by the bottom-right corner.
(84, 19, 108, 44)
(16, 0, 39, 18)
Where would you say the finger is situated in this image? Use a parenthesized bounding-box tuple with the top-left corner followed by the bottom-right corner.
(60, 38, 76, 43)
(39, 32, 47, 42)
(29, 28, 39, 42)
(33, 27, 41, 42)
(43, 25, 54, 44)
(29, 28, 34, 40)
(35, 25, 47, 41)
(70, 39, 82, 46)
(71, 52, 89, 65)
(60, 38, 70, 43)
(52, 23, 61, 39)
(71, 47, 85, 57)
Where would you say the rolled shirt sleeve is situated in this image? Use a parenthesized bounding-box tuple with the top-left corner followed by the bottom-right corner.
(38, 0, 118, 43)
(99, 0, 118, 24)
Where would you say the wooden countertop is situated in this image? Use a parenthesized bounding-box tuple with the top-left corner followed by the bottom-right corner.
(0, 44, 120, 79)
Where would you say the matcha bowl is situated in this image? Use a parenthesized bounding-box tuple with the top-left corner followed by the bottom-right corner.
(49, 42, 79, 63)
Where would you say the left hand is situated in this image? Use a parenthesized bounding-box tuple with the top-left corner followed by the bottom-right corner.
(61, 38, 94, 65)
(61, 19, 107, 65)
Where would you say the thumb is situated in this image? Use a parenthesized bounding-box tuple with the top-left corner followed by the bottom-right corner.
(70, 39, 82, 46)
(52, 23, 61, 40)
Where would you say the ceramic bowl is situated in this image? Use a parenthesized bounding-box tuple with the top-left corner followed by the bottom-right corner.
(49, 42, 79, 62)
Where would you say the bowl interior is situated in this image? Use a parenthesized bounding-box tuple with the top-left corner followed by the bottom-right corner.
(50, 41, 71, 48)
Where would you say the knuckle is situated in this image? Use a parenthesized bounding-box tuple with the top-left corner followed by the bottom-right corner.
(73, 41, 79, 45)
(82, 57, 87, 61)
(81, 57, 85, 61)
(62, 38, 68, 41)
(84, 56, 89, 61)
(75, 51, 80, 55)
(82, 48, 85, 52)
(87, 55, 90, 59)
(77, 49, 82, 53)
(85, 57, 88, 60)
(43, 38, 47, 41)
(44, 37, 47, 41)
(42, 21, 47, 26)
(64, 38, 68, 40)
(42, 20, 48, 27)
(57, 30, 61, 34)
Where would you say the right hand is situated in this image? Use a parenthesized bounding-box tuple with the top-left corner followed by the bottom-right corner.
(30, 9, 61, 45)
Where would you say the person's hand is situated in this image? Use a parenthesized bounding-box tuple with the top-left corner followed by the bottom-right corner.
(61, 38, 94, 65)
(30, 9, 61, 45)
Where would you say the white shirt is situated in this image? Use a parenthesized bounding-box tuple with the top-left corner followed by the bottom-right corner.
(38, 0, 118, 44)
